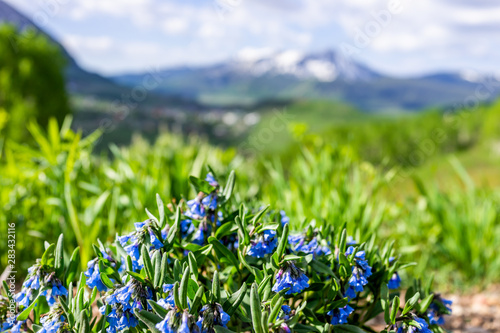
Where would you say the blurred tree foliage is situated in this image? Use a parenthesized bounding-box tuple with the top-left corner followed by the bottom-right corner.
(0, 24, 70, 142)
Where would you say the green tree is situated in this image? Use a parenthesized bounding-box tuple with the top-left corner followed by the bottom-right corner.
(0, 24, 70, 142)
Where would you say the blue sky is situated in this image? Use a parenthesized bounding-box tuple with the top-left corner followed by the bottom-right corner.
(6, 0, 500, 78)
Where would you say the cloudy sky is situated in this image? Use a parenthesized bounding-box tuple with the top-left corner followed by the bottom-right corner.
(5, 0, 500, 77)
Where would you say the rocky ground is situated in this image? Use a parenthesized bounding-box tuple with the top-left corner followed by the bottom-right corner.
(444, 287, 500, 332)
(366, 287, 500, 332)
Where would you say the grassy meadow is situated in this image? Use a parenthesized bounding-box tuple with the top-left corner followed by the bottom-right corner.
(2, 98, 500, 292)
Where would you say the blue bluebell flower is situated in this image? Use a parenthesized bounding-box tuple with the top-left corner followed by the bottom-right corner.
(277, 305, 292, 321)
(84, 258, 108, 292)
(289, 233, 331, 257)
(192, 222, 211, 246)
(205, 173, 219, 187)
(280, 210, 290, 225)
(221, 233, 239, 252)
(156, 308, 198, 333)
(185, 197, 206, 220)
(201, 194, 217, 210)
(345, 287, 357, 300)
(39, 315, 62, 333)
(272, 262, 309, 295)
(149, 230, 164, 249)
(346, 236, 357, 246)
(118, 220, 163, 263)
(181, 219, 195, 238)
(388, 272, 401, 290)
(160, 284, 175, 307)
(427, 297, 452, 325)
(247, 229, 278, 258)
(397, 317, 432, 333)
(328, 305, 354, 325)
(0, 314, 24, 333)
(16, 290, 32, 308)
(279, 323, 291, 333)
(178, 312, 191, 333)
(103, 280, 152, 332)
(197, 303, 230, 332)
(345, 247, 372, 293)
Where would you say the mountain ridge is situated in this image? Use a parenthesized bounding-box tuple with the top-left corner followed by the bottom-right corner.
(112, 50, 497, 111)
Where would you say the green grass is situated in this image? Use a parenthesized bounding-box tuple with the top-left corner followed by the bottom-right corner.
(3, 100, 500, 292)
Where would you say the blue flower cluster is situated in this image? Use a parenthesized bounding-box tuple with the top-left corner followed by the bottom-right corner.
(156, 308, 199, 333)
(396, 317, 432, 333)
(101, 280, 153, 333)
(388, 272, 401, 290)
(118, 220, 164, 270)
(272, 262, 310, 295)
(288, 233, 331, 257)
(345, 246, 372, 296)
(427, 297, 452, 325)
(247, 229, 278, 258)
(328, 305, 354, 325)
(39, 314, 64, 333)
(197, 303, 230, 332)
(16, 264, 68, 308)
(0, 299, 23, 333)
(278, 305, 292, 321)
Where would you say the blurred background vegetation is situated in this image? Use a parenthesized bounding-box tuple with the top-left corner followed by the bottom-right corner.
(1, 22, 500, 293)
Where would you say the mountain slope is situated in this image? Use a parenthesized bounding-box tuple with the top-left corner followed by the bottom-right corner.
(0, 0, 197, 109)
(113, 50, 496, 111)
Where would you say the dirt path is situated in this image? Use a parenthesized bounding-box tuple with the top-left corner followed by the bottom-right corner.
(444, 288, 500, 333)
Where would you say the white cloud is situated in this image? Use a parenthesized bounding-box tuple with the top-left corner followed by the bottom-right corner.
(4, 0, 500, 75)
(162, 18, 189, 35)
(62, 35, 114, 53)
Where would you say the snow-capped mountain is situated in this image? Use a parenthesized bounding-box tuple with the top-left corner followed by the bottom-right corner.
(227, 49, 381, 82)
(113, 50, 498, 111)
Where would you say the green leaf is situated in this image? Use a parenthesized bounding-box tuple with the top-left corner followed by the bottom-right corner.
(78, 310, 90, 333)
(208, 237, 239, 267)
(418, 294, 434, 314)
(212, 271, 221, 303)
(215, 222, 237, 239)
(179, 266, 190, 309)
(41, 244, 55, 268)
(310, 259, 337, 278)
(252, 205, 270, 225)
(235, 216, 250, 246)
(189, 176, 216, 194)
(100, 273, 115, 289)
(127, 271, 146, 283)
(173, 282, 181, 309)
(190, 286, 204, 315)
(272, 223, 289, 266)
(54, 234, 64, 276)
(188, 252, 198, 280)
(222, 170, 236, 202)
(153, 251, 162, 288)
(333, 325, 369, 333)
(156, 194, 166, 228)
(402, 292, 420, 316)
(147, 299, 168, 318)
(141, 245, 154, 281)
(167, 207, 181, 245)
(268, 296, 284, 325)
(214, 326, 237, 333)
(65, 247, 80, 285)
(17, 296, 40, 321)
(134, 309, 162, 333)
(250, 283, 264, 333)
(339, 229, 347, 255)
(224, 283, 247, 316)
(160, 254, 169, 287)
(390, 296, 400, 325)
